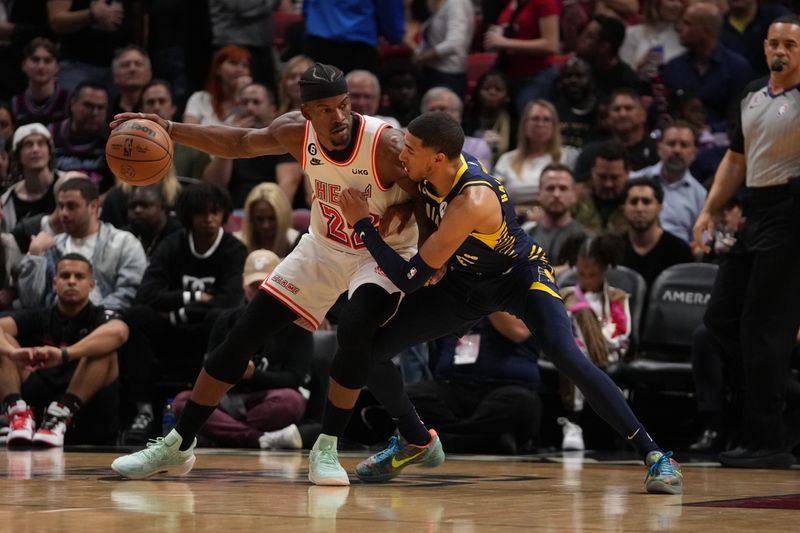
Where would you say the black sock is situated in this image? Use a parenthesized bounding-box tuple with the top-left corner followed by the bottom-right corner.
(175, 399, 216, 451)
(3, 393, 22, 411)
(58, 393, 83, 416)
(393, 407, 430, 446)
(321, 399, 354, 438)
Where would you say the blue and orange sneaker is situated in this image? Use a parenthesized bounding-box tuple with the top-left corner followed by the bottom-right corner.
(355, 429, 445, 483)
(645, 451, 683, 494)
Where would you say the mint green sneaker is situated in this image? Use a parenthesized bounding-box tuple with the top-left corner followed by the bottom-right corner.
(308, 434, 350, 486)
(355, 429, 445, 483)
(111, 429, 197, 480)
(645, 451, 683, 494)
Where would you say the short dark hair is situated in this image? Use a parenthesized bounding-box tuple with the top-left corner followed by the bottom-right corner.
(592, 141, 630, 170)
(57, 253, 93, 273)
(773, 14, 800, 27)
(540, 162, 574, 178)
(129, 183, 167, 209)
(577, 233, 625, 268)
(58, 178, 99, 202)
(22, 37, 59, 61)
(610, 88, 644, 107)
(624, 176, 664, 204)
(594, 15, 626, 56)
(661, 120, 698, 145)
(71, 80, 109, 102)
(407, 111, 464, 159)
(176, 183, 232, 228)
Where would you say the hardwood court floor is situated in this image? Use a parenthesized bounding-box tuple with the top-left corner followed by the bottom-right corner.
(0, 448, 796, 532)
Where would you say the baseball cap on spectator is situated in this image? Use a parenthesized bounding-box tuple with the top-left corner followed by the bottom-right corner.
(12, 123, 51, 151)
(243, 249, 281, 285)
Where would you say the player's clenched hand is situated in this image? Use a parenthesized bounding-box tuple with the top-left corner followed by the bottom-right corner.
(379, 202, 413, 237)
(427, 265, 448, 286)
(110, 112, 168, 131)
(33, 346, 63, 370)
(339, 188, 370, 225)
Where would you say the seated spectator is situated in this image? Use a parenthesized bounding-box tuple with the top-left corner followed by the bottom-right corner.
(235, 183, 298, 256)
(108, 45, 152, 117)
(558, 233, 630, 451)
(0, 123, 57, 233)
(17, 179, 146, 312)
(484, 0, 560, 112)
(277, 55, 314, 115)
(620, 177, 694, 287)
(661, 2, 752, 132)
(414, 0, 474, 99)
(573, 141, 630, 233)
(11, 171, 86, 254)
(0, 101, 15, 145)
(49, 80, 114, 193)
(100, 168, 182, 231)
(463, 71, 516, 166)
(495, 100, 580, 204)
(46, 0, 132, 93)
(119, 183, 246, 444)
(345, 70, 401, 127)
(139, 79, 210, 180)
(619, 0, 686, 75)
(172, 250, 313, 449)
(420, 87, 493, 171)
(122, 185, 182, 260)
(576, 15, 643, 99)
(527, 164, 593, 274)
(379, 60, 421, 127)
(202, 83, 302, 209)
(371, 312, 542, 454)
(184, 45, 252, 126)
(0, 204, 22, 311)
(631, 121, 707, 242)
(554, 57, 599, 150)
(721, 0, 789, 78)
(0, 1, 53, 100)
(574, 89, 660, 183)
(0, 254, 128, 446)
(11, 37, 70, 127)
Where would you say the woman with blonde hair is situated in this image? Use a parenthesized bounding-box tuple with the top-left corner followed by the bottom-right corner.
(184, 45, 253, 125)
(277, 55, 314, 115)
(494, 99, 579, 204)
(235, 182, 298, 256)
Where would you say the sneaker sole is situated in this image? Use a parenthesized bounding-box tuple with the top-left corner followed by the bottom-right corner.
(111, 455, 196, 480)
(308, 470, 350, 486)
(646, 480, 683, 495)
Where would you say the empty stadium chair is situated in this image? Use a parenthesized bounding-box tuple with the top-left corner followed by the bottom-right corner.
(617, 263, 718, 393)
(273, 12, 303, 55)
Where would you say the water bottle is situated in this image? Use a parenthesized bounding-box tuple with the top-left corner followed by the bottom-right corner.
(162, 398, 176, 436)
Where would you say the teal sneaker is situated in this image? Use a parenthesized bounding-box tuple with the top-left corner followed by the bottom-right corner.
(111, 429, 197, 480)
(645, 451, 683, 494)
(355, 429, 445, 483)
(308, 434, 350, 486)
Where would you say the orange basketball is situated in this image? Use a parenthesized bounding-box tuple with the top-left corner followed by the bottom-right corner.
(105, 119, 173, 186)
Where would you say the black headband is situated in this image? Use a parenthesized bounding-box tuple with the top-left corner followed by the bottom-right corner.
(299, 76, 348, 103)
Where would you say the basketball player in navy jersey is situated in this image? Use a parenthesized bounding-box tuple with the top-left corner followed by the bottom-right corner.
(109, 63, 442, 485)
(339, 111, 683, 494)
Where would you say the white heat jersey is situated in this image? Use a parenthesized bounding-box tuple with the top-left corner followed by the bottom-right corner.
(302, 113, 417, 254)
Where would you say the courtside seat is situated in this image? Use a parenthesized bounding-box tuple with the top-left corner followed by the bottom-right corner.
(616, 263, 718, 393)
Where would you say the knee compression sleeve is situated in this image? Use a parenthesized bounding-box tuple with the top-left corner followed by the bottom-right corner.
(204, 290, 300, 383)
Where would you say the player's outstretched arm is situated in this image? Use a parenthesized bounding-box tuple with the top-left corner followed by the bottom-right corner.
(110, 111, 307, 160)
(340, 186, 496, 293)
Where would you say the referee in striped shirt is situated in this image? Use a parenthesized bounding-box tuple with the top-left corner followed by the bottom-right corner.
(693, 15, 800, 469)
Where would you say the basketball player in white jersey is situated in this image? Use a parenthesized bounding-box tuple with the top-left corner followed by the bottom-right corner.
(109, 63, 443, 485)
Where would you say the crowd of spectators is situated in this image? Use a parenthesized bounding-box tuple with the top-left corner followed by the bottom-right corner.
(0, 0, 796, 459)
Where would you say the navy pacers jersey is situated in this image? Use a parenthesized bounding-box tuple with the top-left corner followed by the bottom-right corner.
(418, 153, 548, 276)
